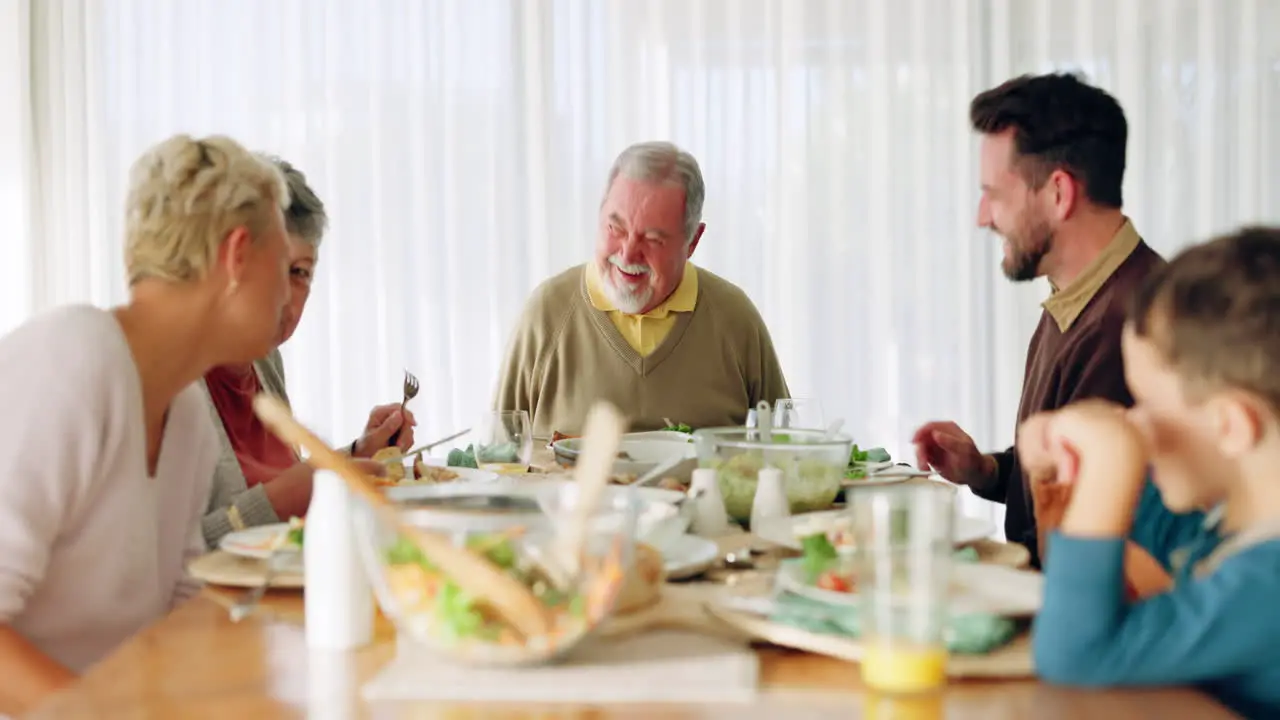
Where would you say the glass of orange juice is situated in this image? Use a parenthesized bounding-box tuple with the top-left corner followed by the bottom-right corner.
(853, 484, 955, 695)
(475, 410, 534, 474)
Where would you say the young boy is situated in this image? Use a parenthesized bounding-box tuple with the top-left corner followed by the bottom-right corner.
(1017, 227, 1280, 719)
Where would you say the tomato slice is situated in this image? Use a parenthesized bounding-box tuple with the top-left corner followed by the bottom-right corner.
(816, 570, 853, 593)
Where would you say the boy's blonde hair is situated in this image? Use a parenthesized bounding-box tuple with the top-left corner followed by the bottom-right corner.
(124, 135, 289, 285)
(1128, 226, 1280, 408)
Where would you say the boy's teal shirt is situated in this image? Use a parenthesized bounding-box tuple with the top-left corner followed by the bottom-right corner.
(1035, 477, 1280, 719)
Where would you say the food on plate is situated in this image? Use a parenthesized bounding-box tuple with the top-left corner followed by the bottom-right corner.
(380, 528, 627, 661)
(373, 447, 408, 483)
(372, 450, 462, 486)
(655, 477, 686, 492)
(712, 450, 843, 521)
(414, 463, 460, 484)
(796, 515, 856, 591)
(845, 444, 893, 480)
(606, 473, 686, 491)
(285, 516, 305, 547)
(663, 422, 693, 434)
(612, 543, 665, 614)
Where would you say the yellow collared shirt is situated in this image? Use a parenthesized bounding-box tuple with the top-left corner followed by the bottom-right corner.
(1042, 218, 1142, 332)
(584, 262, 699, 357)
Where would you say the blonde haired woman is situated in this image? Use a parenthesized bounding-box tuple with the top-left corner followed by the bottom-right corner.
(0, 134, 292, 715)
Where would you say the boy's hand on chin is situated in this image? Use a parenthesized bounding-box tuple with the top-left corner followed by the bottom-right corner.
(1047, 399, 1147, 485)
(1043, 400, 1150, 537)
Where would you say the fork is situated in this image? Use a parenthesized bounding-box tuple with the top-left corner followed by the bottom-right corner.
(387, 370, 419, 447)
(229, 550, 289, 622)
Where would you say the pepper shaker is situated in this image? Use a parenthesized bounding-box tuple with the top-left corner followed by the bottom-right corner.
(689, 468, 731, 537)
(750, 466, 790, 530)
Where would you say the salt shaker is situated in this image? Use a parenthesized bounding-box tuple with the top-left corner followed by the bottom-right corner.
(750, 467, 790, 530)
(689, 468, 731, 536)
(305, 469, 374, 650)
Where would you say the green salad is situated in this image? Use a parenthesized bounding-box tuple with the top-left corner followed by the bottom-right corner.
(709, 449, 843, 522)
(663, 422, 693, 434)
(381, 532, 604, 649)
(844, 444, 893, 480)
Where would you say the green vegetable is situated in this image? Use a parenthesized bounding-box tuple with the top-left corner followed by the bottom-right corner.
(436, 580, 487, 641)
(865, 447, 891, 463)
(799, 532, 837, 576)
(846, 445, 892, 480)
(385, 536, 433, 569)
(467, 536, 517, 569)
(663, 423, 693, 434)
(286, 525, 304, 547)
(446, 445, 479, 468)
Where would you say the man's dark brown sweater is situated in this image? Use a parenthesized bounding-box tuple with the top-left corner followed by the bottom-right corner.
(974, 221, 1165, 566)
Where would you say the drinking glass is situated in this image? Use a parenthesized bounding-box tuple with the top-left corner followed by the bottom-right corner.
(474, 410, 534, 474)
(853, 484, 955, 695)
(774, 398, 825, 430)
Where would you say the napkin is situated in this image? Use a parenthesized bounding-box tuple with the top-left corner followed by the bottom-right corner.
(362, 630, 758, 704)
(770, 547, 1020, 655)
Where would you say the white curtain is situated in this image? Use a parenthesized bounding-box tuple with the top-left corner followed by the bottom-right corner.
(7, 0, 1280, 528)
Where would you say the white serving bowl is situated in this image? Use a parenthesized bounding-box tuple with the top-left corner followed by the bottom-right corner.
(551, 435, 698, 483)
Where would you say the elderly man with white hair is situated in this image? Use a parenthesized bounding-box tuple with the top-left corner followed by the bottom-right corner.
(495, 141, 789, 436)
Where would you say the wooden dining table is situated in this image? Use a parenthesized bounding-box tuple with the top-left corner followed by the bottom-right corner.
(26, 589, 1237, 719)
(25, 452, 1240, 718)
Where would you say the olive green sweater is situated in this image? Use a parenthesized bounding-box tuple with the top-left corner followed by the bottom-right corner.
(495, 264, 790, 437)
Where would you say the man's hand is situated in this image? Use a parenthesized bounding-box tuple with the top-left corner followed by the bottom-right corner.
(912, 420, 997, 491)
(352, 404, 417, 457)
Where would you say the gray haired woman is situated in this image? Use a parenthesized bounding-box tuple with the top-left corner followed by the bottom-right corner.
(199, 156, 416, 548)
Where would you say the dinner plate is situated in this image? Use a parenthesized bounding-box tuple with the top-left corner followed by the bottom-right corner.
(775, 558, 1043, 617)
(841, 475, 910, 488)
(219, 524, 307, 575)
(219, 523, 297, 561)
(752, 509, 997, 551)
(663, 534, 719, 581)
(392, 465, 501, 485)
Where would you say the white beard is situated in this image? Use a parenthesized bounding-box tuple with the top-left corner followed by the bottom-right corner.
(600, 256, 653, 314)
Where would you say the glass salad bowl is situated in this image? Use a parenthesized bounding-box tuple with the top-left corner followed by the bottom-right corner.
(353, 483, 641, 667)
(693, 427, 853, 523)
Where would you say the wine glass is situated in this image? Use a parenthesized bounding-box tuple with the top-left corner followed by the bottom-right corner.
(774, 398, 825, 430)
(475, 410, 534, 474)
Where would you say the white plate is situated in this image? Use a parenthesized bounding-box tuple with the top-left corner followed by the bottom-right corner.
(841, 475, 910, 488)
(775, 559, 1042, 617)
(752, 510, 997, 551)
(551, 436, 698, 481)
(387, 466, 501, 485)
(219, 524, 306, 575)
(855, 460, 896, 474)
(219, 523, 297, 561)
(662, 534, 719, 581)
(382, 479, 685, 534)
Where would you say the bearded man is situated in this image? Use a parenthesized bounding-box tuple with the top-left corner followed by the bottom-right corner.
(495, 141, 789, 437)
(911, 73, 1165, 566)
